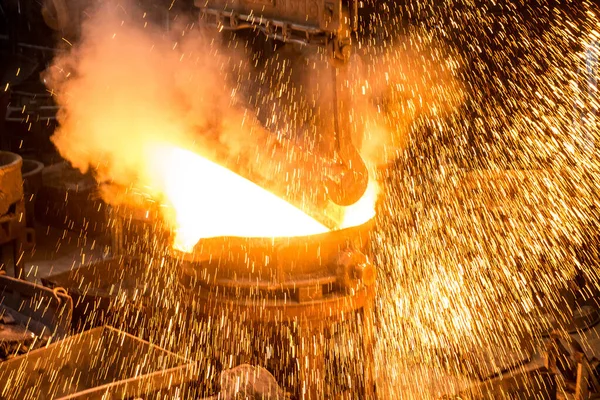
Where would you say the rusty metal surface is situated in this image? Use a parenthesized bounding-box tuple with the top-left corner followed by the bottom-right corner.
(176, 217, 374, 277)
(0, 151, 23, 216)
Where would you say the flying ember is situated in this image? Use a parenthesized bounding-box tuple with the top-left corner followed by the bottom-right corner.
(8, 0, 600, 398)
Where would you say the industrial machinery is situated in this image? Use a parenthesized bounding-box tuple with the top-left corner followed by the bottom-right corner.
(97, 3, 378, 394)
(197, 0, 357, 63)
(176, 217, 377, 397)
(197, 0, 369, 207)
(44, 213, 378, 397)
(0, 152, 35, 278)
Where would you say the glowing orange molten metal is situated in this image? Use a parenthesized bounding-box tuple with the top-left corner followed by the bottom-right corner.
(144, 144, 376, 253)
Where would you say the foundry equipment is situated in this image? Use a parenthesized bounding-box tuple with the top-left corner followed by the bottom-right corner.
(176, 216, 377, 397)
(63, 201, 378, 397)
(9, 1, 600, 399)
(33, 1, 379, 395)
(197, 0, 369, 207)
(37, 0, 371, 207)
(92, 2, 382, 390)
(0, 152, 34, 278)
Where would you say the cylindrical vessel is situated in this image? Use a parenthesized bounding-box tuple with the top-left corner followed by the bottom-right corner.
(0, 151, 23, 216)
(21, 159, 44, 227)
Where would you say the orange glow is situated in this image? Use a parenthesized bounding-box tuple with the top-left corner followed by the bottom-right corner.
(145, 144, 329, 252)
(339, 180, 378, 229)
(141, 143, 376, 253)
(42, 3, 380, 255)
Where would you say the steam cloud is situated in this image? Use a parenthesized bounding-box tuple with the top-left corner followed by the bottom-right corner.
(44, 1, 264, 195)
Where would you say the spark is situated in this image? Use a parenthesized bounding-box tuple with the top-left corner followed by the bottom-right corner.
(6, 1, 600, 399)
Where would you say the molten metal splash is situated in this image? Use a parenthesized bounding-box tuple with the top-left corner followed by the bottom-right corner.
(145, 144, 376, 252)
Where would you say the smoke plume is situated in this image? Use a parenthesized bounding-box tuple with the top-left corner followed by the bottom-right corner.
(44, 1, 265, 195)
(44, 0, 462, 237)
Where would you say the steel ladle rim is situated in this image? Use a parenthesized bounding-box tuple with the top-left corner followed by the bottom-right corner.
(0, 151, 22, 172)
